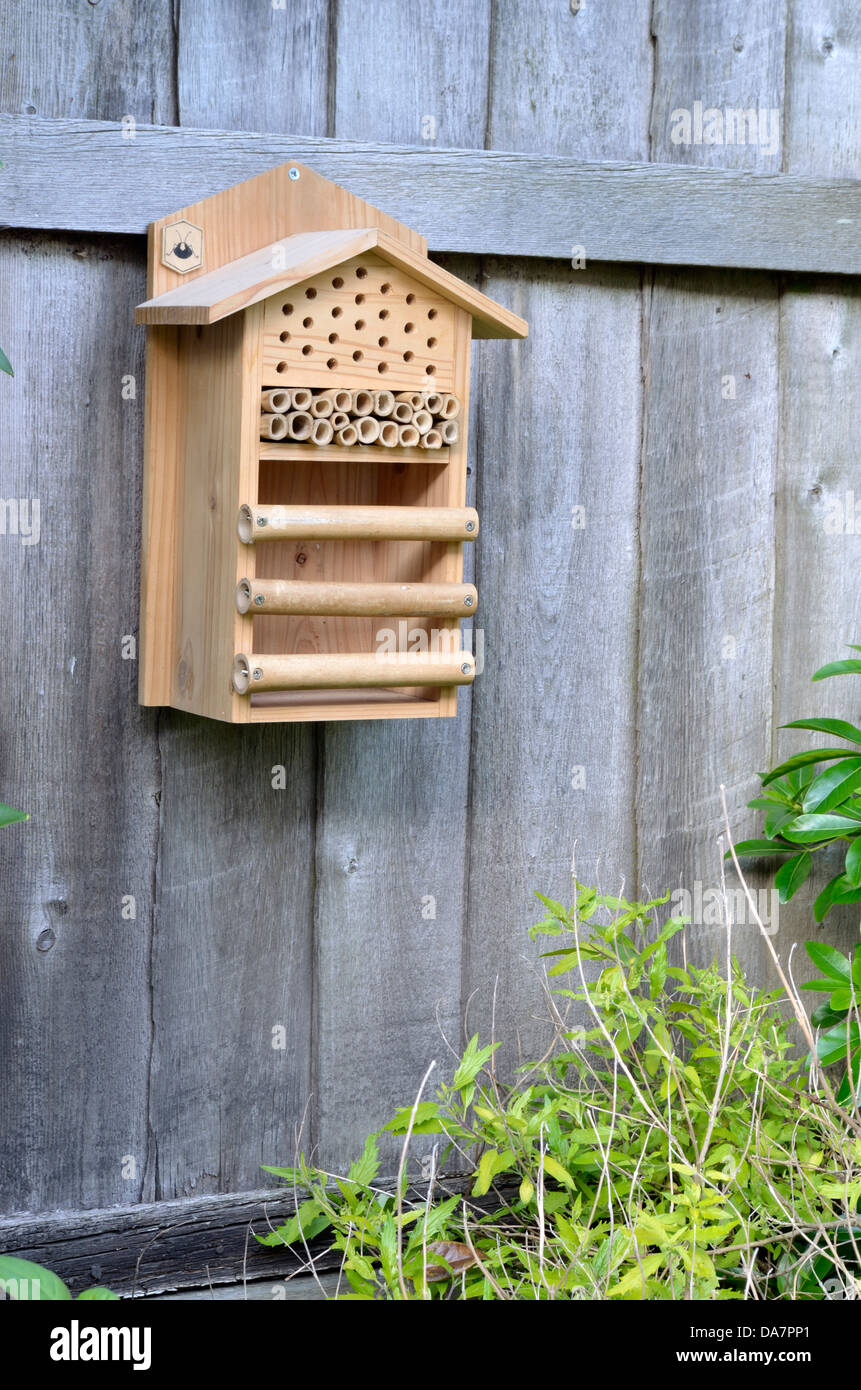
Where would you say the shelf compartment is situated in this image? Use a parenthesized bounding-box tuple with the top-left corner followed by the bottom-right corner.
(235, 578, 477, 617)
(238, 503, 478, 543)
(259, 442, 450, 465)
(232, 650, 476, 692)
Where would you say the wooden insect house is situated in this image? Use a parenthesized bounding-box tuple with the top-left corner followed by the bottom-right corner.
(135, 161, 528, 723)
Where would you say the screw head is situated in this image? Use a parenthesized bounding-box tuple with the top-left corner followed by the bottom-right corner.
(253, 594, 265, 606)
(252, 667, 263, 681)
(256, 516, 268, 527)
(464, 595, 474, 606)
(288, 167, 300, 181)
(465, 520, 475, 532)
(461, 662, 472, 675)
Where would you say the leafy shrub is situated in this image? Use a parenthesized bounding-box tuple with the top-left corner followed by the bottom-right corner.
(802, 939, 861, 1108)
(733, 648, 861, 920)
(259, 884, 861, 1300)
(0, 1255, 117, 1301)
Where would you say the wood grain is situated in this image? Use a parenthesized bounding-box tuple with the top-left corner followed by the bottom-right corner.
(3, 116, 860, 273)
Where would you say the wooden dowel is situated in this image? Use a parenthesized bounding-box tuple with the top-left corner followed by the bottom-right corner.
(261, 389, 290, 413)
(311, 418, 334, 445)
(232, 649, 476, 694)
(286, 411, 313, 440)
(379, 421, 399, 447)
(351, 390, 373, 416)
(398, 424, 419, 447)
(259, 413, 288, 440)
(356, 416, 380, 444)
(237, 503, 479, 544)
(335, 424, 358, 446)
(290, 388, 313, 411)
(420, 429, 443, 449)
(235, 578, 478, 617)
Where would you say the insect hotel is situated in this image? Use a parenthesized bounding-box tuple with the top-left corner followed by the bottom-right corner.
(135, 161, 528, 723)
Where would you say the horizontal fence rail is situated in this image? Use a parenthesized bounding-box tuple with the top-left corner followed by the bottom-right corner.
(1, 116, 859, 274)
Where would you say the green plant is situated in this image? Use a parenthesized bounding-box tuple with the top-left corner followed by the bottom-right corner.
(0, 802, 27, 828)
(0, 347, 11, 377)
(801, 939, 861, 1108)
(0, 1255, 117, 1300)
(258, 882, 861, 1300)
(733, 647, 861, 920)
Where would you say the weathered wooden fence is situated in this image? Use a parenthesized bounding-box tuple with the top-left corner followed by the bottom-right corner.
(1, 0, 859, 1290)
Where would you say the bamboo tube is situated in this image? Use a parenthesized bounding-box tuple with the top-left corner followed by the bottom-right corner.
(237, 503, 479, 544)
(259, 413, 288, 440)
(310, 393, 335, 418)
(232, 649, 476, 694)
(393, 402, 413, 424)
(290, 388, 313, 410)
(333, 389, 353, 412)
(373, 390, 395, 417)
(311, 418, 334, 445)
(356, 416, 380, 444)
(330, 411, 350, 431)
(261, 389, 291, 413)
(285, 411, 313, 440)
(351, 390, 374, 416)
(335, 424, 358, 446)
(425, 393, 444, 416)
(379, 421, 399, 448)
(439, 394, 461, 420)
(420, 429, 443, 449)
(440, 420, 459, 445)
(412, 409, 433, 436)
(236, 578, 478, 617)
(398, 424, 420, 447)
(395, 392, 424, 410)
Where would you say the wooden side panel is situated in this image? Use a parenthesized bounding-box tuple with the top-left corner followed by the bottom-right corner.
(638, 0, 783, 975)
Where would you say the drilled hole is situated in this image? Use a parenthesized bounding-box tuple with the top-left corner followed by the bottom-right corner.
(328, 332, 339, 344)
(380, 282, 391, 294)
(355, 319, 366, 330)
(428, 308, 438, 319)
(426, 364, 436, 375)
(276, 361, 287, 373)
(355, 293, 365, 305)
(331, 276, 344, 289)
(427, 337, 437, 348)
(352, 350, 363, 361)
(377, 362, 388, 374)
(356, 266, 368, 279)
(282, 303, 293, 316)
(404, 322, 414, 333)
(405, 293, 415, 304)
(305, 287, 317, 299)
(302, 316, 313, 328)
(332, 306, 342, 318)
(327, 358, 337, 369)
(302, 344, 313, 356)
(279, 331, 290, 343)
(378, 336, 388, 347)
(378, 308, 389, 320)
(403, 350, 414, 362)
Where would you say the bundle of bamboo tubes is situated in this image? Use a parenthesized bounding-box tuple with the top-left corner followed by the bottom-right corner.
(260, 387, 461, 448)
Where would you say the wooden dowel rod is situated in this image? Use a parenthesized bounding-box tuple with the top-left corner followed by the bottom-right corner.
(235, 578, 478, 617)
(238, 504, 479, 544)
(232, 650, 476, 693)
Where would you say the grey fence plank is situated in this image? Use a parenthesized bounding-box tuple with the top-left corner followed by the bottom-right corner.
(2, 116, 860, 273)
(311, 7, 493, 1173)
(771, 1, 861, 959)
(177, 0, 331, 136)
(636, 1, 784, 974)
(0, 233, 159, 1213)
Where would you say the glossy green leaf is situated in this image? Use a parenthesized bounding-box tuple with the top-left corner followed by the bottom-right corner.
(728, 839, 797, 858)
(77, 1287, 120, 1301)
(812, 660, 861, 681)
(0, 1257, 70, 1300)
(761, 749, 861, 786)
(781, 814, 861, 844)
(782, 717, 861, 745)
(805, 941, 851, 982)
(845, 837, 861, 888)
(0, 345, 12, 377)
(774, 852, 812, 903)
(803, 759, 861, 813)
(0, 802, 28, 828)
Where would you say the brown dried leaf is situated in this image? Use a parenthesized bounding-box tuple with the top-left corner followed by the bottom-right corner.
(424, 1240, 478, 1282)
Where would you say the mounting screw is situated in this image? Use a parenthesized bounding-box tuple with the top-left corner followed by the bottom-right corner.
(257, 516, 268, 527)
(253, 594, 265, 606)
(252, 667, 263, 681)
(461, 662, 472, 675)
(464, 595, 474, 606)
(288, 167, 300, 181)
(465, 520, 475, 532)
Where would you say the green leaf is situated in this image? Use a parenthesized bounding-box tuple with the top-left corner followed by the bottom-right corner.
(805, 941, 851, 983)
(541, 1154, 576, 1189)
(845, 837, 861, 888)
(452, 1035, 497, 1091)
(812, 660, 861, 681)
(782, 717, 861, 746)
(764, 805, 799, 838)
(0, 345, 12, 377)
(816, 1020, 860, 1066)
(774, 852, 812, 903)
(0, 802, 28, 828)
(803, 759, 861, 812)
(781, 813, 861, 844)
(606, 1253, 664, 1299)
(347, 1133, 380, 1187)
(811, 1000, 848, 1028)
(384, 1101, 444, 1135)
(728, 839, 797, 858)
(77, 1287, 120, 1300)
(762, 749, 861, 786)
(0, 1257, 70, 1300)
(472, 1147, 515, 1197)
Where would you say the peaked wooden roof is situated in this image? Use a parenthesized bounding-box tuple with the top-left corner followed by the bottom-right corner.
(135, 225, 527, 339)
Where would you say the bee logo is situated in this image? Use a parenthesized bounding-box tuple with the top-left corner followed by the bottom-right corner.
(161, 221, 204, 274)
